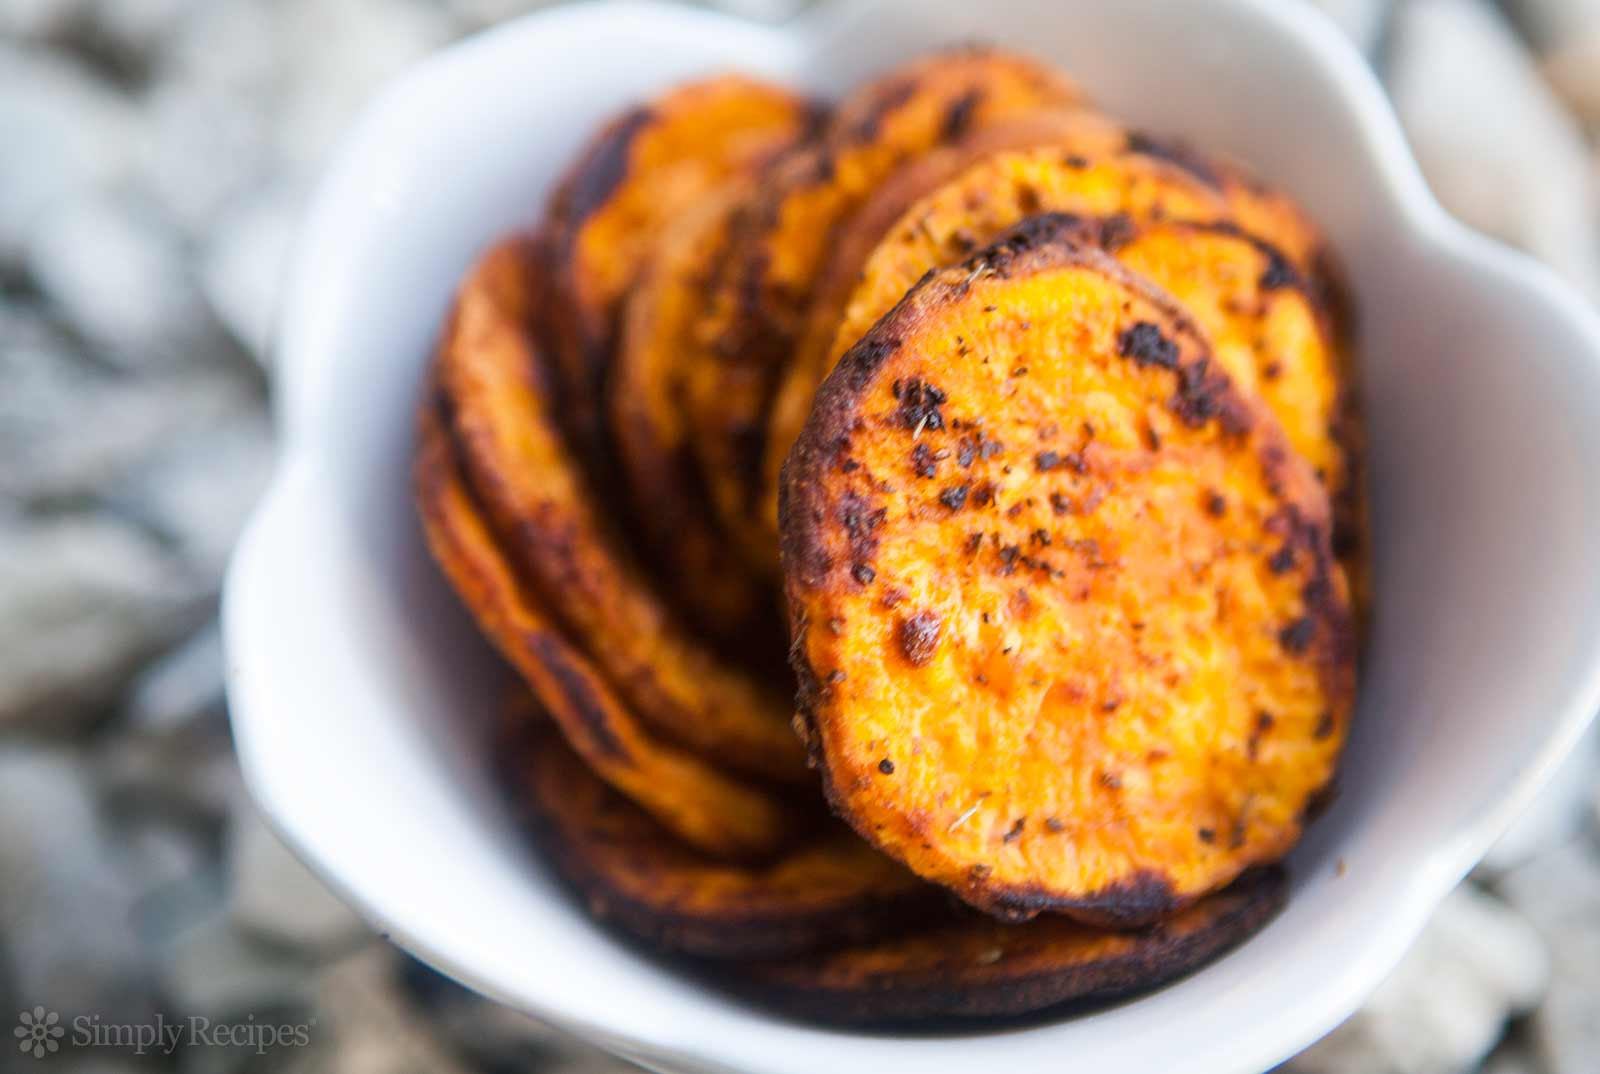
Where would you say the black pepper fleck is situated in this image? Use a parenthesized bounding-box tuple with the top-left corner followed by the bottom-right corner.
(1118, 321, 1179, 369)
(1279, 616, 1315, 653)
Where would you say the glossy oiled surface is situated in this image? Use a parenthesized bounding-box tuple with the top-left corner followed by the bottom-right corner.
(760, 110, 1132, 535)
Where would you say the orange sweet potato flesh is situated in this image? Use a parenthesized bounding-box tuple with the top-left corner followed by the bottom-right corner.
(734, 867, 1286, 1023)
(434, 239, 807, 784)
(610, 179, 779, 640)
(781, 217, 1356, 925)
(684, 48, 1086, 570)
(766, 149, 1366, 614)
(541, 75, 818, 449)
(415, 401, 795, 859)
(506, 717, 943, 959)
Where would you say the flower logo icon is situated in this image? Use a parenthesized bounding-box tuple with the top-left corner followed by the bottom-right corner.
(15, 1008, 63, 1059)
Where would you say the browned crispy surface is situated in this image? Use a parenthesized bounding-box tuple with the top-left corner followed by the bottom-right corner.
(415, 399, 795, 859)
(541, 75, 818, 449)
(781, 217, 1355, 924)
(434, 239, 807, 784)
(684, 48, 1086, 571)
(733, 867, 1285, 1023)
(508, 717, 943, 959)
(611, 178, 779, 640)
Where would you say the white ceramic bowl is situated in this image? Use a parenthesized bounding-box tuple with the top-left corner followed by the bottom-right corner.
(223, 1, 1600, 1071)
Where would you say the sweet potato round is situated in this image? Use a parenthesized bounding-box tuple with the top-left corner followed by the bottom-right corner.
(435, 240, 806, 784)
(768, 148, 1364, 608)
(610, 179, 779, 641)
(415, 400, 795, 859)
(1112, 220, 1365, 610)
(1120, 129, 1330, 275)
(765, 143, 1231, 538)
(734, 867, 1286, 1023)
(541, 75, 817, 451)
(781, 217, 1355, 924)
(508, 717, 941, 959)
(684, 48, 1085, 569)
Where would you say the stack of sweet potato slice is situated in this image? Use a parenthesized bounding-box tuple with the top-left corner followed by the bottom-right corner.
(415, 47, 1361, 1024)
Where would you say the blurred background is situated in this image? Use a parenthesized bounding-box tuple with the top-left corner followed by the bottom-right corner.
(1, 0, 1597, 1070)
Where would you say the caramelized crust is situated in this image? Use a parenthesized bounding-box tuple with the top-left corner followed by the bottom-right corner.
(1112, 221, 1365, 612)
(1119, 128, 1325, 273)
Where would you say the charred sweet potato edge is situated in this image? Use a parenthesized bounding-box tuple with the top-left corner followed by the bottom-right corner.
(504, 719, 946, 959)
(729, 867, 1287, 1024)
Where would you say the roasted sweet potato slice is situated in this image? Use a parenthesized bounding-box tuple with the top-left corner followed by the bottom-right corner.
(765, 140, 1230, 539)
(1122, 130, 1367, 513)
(435, 239, 806, 784)
(610, 179, 777, 639)
(734, 867, 1285, 1023)
(1119, 139, 1371, 600)
(782, 217, 1355, 924)
(415, 400, 794, 859)
(685, 48, 1085, 568)
(1110, 220, 1366, 608)
(1120, 129, 1325, 275)
(542, 75, 818, 449)
(765, 149, 1365, 605)
(507, 717, 941, 959)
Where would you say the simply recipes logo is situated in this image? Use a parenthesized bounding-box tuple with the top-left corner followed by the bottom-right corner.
(15, 1008, 315, 1060)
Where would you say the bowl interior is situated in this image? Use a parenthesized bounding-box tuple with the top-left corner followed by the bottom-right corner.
(226, 2, 1600, 1073)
